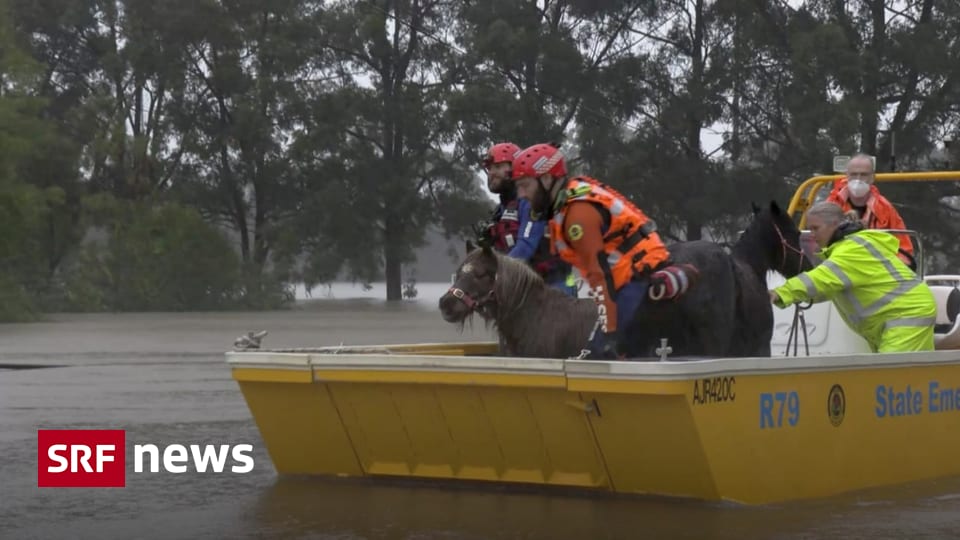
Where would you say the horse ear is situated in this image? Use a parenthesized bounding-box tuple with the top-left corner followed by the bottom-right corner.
(465, 239, 477, 253)
(751, 202, 761, 215)
(481, 243, 494, 257)
(769, 200, 781, 215)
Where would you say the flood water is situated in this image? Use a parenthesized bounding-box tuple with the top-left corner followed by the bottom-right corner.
(2, 284, 960, 539)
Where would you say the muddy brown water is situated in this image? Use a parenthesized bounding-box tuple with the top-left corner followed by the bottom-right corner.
(1, 299, 959, 539)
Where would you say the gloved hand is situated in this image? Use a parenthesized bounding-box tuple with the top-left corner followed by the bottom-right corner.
(647, 264, 695, 301)
(471, 220, 495, 249)
(586, 330, 623, 360)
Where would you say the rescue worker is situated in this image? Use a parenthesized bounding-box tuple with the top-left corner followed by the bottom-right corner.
(478, 142, 577, 296)
(769, 201, 936, 353)
(825, 153, 915, 269)
(509, 142, 694, 359)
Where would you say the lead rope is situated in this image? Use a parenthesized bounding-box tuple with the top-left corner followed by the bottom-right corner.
(772, 221, 814, 357)
(573, 315, 603, 360)
(784, 301, 813, 357)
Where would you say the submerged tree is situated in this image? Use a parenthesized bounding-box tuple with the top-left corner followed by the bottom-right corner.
(309, 0, 485, 300)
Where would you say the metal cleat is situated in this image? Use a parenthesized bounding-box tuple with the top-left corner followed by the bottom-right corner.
(655, 338, 672, 361)
(234, 330, 268, 351)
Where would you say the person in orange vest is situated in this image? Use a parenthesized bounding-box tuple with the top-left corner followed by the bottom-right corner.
(509, 142, 694, 359)
(825, 153, 916, 269)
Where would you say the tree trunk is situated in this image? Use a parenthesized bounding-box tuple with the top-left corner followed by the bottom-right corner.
(684, 0, 706, 241)
(383, 213, 403, 301)
(221, 144, 250, 263)
(730, 10, 743, 163)
(859, 0, 885, 160)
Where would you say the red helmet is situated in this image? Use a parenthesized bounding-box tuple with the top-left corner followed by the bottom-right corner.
(511, 143, 567, 180)
(482, 142, 521, 168)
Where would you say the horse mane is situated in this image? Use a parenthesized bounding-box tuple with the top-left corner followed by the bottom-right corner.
(490, 251, 544, 314)
(732, 202, 805, 282)
(487, 251, 597, 358)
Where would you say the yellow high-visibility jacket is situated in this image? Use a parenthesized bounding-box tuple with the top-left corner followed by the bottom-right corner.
(772, 229, 936, 352)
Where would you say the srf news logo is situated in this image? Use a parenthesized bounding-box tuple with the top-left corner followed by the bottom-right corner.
(38, 429, 255, 488)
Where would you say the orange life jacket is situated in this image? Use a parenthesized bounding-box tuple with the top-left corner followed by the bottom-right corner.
(549, 176, 670, 290)
(826, 179, 914, 257)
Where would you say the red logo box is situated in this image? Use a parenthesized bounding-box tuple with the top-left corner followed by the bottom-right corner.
(38, 429, 126, 488)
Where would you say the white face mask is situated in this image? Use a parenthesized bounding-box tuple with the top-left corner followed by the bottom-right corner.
(848, 179, 870, 199)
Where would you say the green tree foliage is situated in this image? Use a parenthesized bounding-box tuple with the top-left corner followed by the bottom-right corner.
(303, 0, 488, 300)
(3, 0, 960, 317)
(450, 0, 646, 160)
(0, 0, 67, 320)
(55, 195, 266, 312)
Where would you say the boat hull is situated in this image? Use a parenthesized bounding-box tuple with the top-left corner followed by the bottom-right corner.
(228, 343, 960, 505)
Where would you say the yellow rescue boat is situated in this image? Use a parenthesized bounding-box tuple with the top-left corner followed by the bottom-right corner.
(227, 171, 960, 505)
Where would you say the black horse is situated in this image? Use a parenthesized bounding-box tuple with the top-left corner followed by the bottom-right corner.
(729, 200, 813, 356)
(439, 200, 809, 359)
(623, 200, 810, 358)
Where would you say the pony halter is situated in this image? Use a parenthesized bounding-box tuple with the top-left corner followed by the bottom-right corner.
(771, 221, 806, 275)
(447, 286, 495, 316)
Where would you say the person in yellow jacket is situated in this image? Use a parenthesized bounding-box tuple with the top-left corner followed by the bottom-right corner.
(769, 201, 936, 353)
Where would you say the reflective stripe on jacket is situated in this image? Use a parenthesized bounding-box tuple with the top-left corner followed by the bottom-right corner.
(772, 229, 936, 350)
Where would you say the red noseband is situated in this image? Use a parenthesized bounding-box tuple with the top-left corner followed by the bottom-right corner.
(447, 287, 493, 312)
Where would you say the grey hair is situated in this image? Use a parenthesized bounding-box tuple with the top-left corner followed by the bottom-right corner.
(805, 201, 851, 226)
(848, 152, 876, 172)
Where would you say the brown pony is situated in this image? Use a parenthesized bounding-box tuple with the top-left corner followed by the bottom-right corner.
(438, 240, 597, 358)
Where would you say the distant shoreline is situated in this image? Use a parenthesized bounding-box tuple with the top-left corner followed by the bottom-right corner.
(0, 280, 589, 324)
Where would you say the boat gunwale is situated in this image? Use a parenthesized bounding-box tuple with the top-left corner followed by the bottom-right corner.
(225, 351, 312, 370)
(225, 347, 960, 380)
(565, 350, 960, 379)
